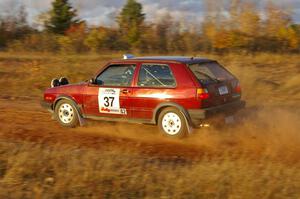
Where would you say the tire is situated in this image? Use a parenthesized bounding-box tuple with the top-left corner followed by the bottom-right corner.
(158, 107, 189, 138)
(54, 100, 79, 128)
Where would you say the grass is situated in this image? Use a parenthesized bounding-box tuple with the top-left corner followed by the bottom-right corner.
(0, 52, 300, 198)
(0, 140, 300, 199)
(0, 52, 299, 105)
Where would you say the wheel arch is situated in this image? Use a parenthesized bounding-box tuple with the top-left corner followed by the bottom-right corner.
(153, 102, 192, 127)
(53, 95, 83, 117)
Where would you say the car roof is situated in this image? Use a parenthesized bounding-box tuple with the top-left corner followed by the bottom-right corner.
(115, 56, 215, 64)
(132, 56, 214, 64)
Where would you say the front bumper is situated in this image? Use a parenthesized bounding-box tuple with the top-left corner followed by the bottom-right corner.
(188, 100, 246, 126)
(40, 101, 53, 113)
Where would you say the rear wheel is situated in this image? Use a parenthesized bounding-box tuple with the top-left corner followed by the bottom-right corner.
(55, 100, 79, 128)
(158, 107, 188, 138)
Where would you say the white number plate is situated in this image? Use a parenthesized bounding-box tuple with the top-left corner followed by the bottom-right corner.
(218, 86, 229, 95)
(98, 88, 126, 115)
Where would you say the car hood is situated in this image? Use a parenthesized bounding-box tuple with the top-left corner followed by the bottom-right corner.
(45, 82, 87, 93)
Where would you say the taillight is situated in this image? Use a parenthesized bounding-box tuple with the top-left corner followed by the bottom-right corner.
(235, 82, 241, 93)
(197, 88, 210, 100)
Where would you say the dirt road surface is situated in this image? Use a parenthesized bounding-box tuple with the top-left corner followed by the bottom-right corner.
(0, 97, 210, 159)
(1, 96, 299, 163)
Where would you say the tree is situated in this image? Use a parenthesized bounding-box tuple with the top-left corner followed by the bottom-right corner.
(117, 0, 145, 49)
(45, 0, 79, 34)
(84, 26, 124, 52)
(239, 2, 260, 36)
(264, 2, 293, 52)
(168, 21, 186, 53)
(201, 0, 227, 52)
(234, 2, 261, 51)
(155, 14, 172, 53)
(64, 21, 88, 52)
(0, 5, 33, 49)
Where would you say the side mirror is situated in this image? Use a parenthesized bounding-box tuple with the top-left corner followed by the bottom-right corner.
(97, 80, 103, 85)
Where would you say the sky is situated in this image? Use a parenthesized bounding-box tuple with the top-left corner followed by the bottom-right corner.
(0, 0, 299, 27)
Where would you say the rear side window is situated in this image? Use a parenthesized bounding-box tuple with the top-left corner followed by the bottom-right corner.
(189, 62, 234, 84)
(96, 64, 136, 86)
(138, 64, 176, 87)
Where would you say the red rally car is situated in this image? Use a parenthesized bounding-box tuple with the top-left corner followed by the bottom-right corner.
(41, 55, 246, 137)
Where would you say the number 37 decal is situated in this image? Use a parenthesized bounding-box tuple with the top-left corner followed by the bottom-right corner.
(103, 97, 114, 107)
(98, 88, 127, 115)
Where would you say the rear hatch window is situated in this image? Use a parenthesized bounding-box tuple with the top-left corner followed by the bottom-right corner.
(189, 62, 234, 83)
(189, 62, 240, 107)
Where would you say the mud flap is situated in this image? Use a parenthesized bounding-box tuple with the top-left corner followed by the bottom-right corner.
(188, 125, 194, 134)
(74, 108, 86, 126)
(78, 115, 86, 126)
(180, 110, 194, 134)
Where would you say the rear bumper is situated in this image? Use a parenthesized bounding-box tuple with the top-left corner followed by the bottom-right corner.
(188, 100, 246, 126)
(40, 101, 53, 113)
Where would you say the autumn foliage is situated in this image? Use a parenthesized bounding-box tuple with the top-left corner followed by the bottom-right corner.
(0, 0, 299, 54)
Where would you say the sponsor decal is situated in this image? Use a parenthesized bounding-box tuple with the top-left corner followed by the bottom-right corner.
(103, 88, 116, 95)
(98, 88, 127, 115)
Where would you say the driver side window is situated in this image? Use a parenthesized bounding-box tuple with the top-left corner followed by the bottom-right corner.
(96, 64, 136, 86)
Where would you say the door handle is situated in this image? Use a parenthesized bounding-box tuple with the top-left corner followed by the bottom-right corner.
(121, 89, 130, 94)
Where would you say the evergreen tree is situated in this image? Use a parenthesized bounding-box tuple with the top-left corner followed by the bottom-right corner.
(155, 14, 172, 53)
(117, 0, 145, 48)
(46, 0, 79, 34)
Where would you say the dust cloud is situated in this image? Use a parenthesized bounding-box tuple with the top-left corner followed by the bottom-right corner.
(72, 105, 300, 162)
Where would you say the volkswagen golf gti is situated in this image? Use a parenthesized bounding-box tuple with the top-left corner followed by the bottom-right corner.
(41, 55, 246, 137)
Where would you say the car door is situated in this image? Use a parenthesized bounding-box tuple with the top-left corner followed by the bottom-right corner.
(83, 64, 136, 119)
(130, 63, 177, 120)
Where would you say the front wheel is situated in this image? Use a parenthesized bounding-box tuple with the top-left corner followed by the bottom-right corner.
(55, 100, 79, 128)
(158, 107, 189, 138)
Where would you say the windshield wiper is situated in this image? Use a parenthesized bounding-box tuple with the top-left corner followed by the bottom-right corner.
(194, 71, 221, 83)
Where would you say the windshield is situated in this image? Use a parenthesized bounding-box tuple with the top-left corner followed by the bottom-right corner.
(189, 62, 234, 84)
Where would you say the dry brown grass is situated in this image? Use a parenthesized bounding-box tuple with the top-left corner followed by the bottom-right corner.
(0, 52, 300, 198)
(0, 140, 300, 199)
(0, 52, 299, 105)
